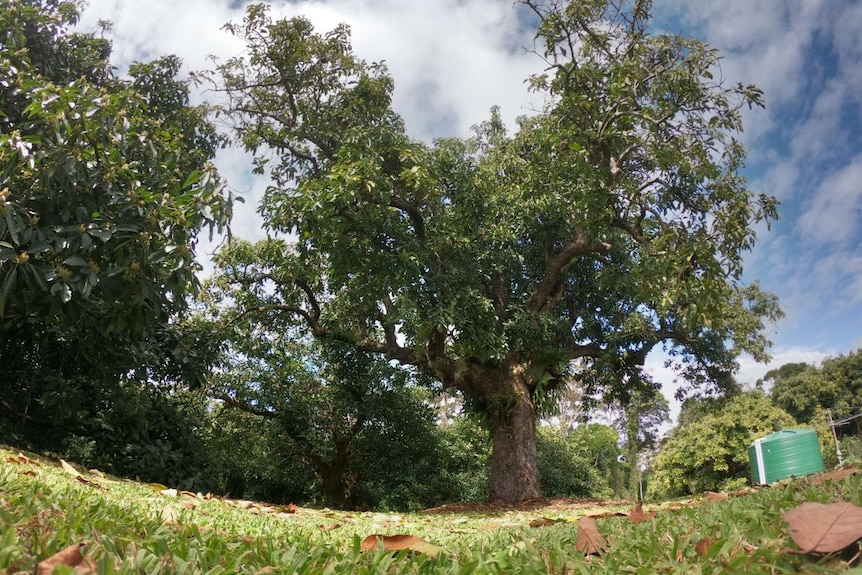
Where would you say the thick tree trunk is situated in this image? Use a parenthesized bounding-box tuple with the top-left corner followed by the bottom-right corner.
(487, 375, 541, 503)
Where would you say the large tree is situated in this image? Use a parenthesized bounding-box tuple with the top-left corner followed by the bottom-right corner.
(212, 0, 779, 502)
(0, 0, 235, 446)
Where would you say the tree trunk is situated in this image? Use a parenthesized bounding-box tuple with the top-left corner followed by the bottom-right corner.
(626, 404, 641, 499)
(316, 441, 353, 508)
(487, 374, 541, 503)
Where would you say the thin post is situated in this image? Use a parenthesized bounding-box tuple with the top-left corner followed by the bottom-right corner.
(827, 409, 844, 467)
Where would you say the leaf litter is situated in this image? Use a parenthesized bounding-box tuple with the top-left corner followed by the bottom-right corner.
(783, 502, 862, 553)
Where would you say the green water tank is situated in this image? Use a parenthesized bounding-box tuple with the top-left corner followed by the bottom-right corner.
(749, 429, 825, 484)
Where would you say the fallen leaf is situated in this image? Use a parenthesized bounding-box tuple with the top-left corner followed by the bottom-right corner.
(160, 507, 179, 523)
(695, 537, 716, 556)
(575, 517, 606, 555)
(628, 503, 657, 523)
(7, 454, 40, 466)
(360, 534, 442, 557)
(588, 511, 627, 519)
(811, 468, 860, 485)
(35, 543, 96, 575)
(75, 475, 105, 490)
(784, 502, 862, 553)
(159, 488, 178, 497)
(529, 518, 556, 528)
(147, 482, 169, 492)
(727, 487, 755, 497)
(283, 503, 298, 514)
(705, 491, 729, 502)
(20, 469, 37, 477)
(60, 459, 82, 477)
(320, 523, 341, 531)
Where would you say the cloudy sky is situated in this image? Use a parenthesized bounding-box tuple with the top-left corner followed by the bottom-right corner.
(77, 0, 861, 407)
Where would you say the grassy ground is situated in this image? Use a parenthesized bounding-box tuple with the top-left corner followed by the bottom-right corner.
(1, 445, 861, 574)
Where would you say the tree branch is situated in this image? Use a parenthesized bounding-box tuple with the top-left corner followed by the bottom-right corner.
(527, 233, 612, 313)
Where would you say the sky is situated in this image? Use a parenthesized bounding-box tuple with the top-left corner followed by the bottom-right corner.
(75, 0, 862, 417)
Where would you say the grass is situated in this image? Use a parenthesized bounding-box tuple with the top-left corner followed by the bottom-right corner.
(1, 445, 861, 574)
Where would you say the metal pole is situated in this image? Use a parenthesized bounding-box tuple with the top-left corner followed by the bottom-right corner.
(827, 409, 844, 467)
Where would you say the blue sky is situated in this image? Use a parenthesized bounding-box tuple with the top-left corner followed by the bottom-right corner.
(77, 0, 861, 404)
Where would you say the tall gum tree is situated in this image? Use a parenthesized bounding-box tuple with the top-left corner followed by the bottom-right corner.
(213, 0, 781, 502)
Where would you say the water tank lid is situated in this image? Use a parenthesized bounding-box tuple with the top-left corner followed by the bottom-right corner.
(751, 428, 816, 446)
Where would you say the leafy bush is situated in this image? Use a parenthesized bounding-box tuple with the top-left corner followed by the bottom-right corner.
(536, 426, 613, 499)
(651, 391, 797, 498)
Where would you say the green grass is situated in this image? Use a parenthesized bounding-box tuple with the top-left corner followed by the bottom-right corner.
(1, 446, 860, 574)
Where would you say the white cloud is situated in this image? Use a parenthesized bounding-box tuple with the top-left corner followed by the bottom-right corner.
(797, 156, 862, 245)
(645, 346, 832, 426)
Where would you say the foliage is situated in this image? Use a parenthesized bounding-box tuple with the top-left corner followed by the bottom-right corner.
(536, 425, 613, 499)
(4, 444, 862, 574)
(0, 0, 234, 464)
(651, 392, 797, 497)
(201, 255, 445, 508)
(435, 416, 493, 502)
(765, 351, 862, 426)
(767, 364, 837, 424)
(209, 0, 781, 502)
(201, 407, 318, 504)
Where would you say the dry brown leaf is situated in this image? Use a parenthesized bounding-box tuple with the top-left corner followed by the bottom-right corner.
(35, 543, 96, 575)
(575, 517, 606, 555)
(160, 507, 179, 524)
(695, 537, 715, 556)
(727, 487, 755, 498)
(320, 523, 341, 531)
(253, 567, 276, 575)
(784, 502, 862, 553)
(7, 454, 40, 466)
(811, 468, 860, 485)
(588, 511, 627, 519)
(529, 518, 556, 528)
(59, 459, 82, 477)
(360, 534, 442, 557)
(705, 491, 729, 502)
(75, 475, 105, 490)
(20, 469, 37, 477)
(283, 503, 298, 514)
(628, 503, 657, 523)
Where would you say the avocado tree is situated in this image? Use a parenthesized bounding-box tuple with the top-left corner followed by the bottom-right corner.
(212, 0, 779, 502)
(0, 0, 235, 449)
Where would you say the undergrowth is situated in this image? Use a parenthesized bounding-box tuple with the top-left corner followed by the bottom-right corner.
(1, 446, 860, 574)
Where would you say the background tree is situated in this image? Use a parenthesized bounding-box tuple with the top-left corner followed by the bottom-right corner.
(0, 0, 235, 463)
(202, 243, 445, 508)
(766, 364, 837, 425)
(651, 391, 796, 497)
(211, 0, 779, 502)
(763, 353, 862, 466)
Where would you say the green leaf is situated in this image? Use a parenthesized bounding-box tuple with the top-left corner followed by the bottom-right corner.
(63, 256, 88, 267)
(27, 241, 51, 254)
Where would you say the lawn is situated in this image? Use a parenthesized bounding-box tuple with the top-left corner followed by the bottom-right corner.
(1, 445, 860, 574)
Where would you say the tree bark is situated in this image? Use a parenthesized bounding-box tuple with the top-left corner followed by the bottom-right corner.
(486, 374, 541, 503)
